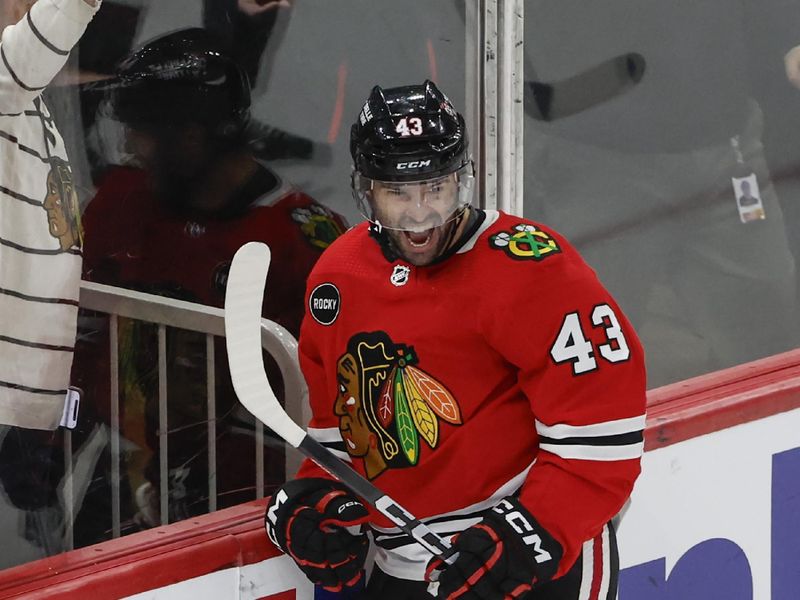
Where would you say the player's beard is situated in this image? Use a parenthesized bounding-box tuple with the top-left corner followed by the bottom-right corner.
(385, 209, 468, 266)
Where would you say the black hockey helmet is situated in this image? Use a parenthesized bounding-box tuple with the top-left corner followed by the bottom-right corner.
(102, 27, 251, 137)
(350, 80, 469, 182)
(350, 81, 474, 231)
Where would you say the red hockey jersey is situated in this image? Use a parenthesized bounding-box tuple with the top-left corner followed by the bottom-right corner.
(296, 210, 647, 581)
(71, 165, 347, 528)
(82, 165, 346, 335)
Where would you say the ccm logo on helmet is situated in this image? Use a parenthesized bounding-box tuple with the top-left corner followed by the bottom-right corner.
(396, 160, 431, 170)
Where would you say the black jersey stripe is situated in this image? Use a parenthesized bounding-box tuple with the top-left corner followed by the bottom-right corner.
(0, 334, 74, 352)
(538, 431, 643, 447)
(0, 130, 50, 162)
(1, 46, 46, 92)
(0, 286, 79, 307)
(0, 183, 43, 207)
(322, 440, 347, 454)
(0, 379, 66, 395)
(0, 236, 81, 256)
(26, 11, 70, 56)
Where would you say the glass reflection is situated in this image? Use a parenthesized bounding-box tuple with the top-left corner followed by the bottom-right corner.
(524, 1, 800, 387)
(0, 0, 468, 571)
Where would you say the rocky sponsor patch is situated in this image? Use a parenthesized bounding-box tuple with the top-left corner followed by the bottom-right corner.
(309, 282, 341, 325)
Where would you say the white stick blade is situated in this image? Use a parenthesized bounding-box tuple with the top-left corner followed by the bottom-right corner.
(224, 242, 305, 447)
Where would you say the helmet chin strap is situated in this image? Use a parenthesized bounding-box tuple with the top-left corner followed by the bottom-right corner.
(368, 219, 402, 263)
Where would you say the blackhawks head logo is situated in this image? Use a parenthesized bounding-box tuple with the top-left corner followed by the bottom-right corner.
(43, 158, 82, 251)
(334, 332, 462, 480)
(292, 205, 346, 249)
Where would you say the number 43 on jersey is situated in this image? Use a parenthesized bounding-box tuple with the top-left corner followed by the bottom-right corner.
(550, 304, 630, 375)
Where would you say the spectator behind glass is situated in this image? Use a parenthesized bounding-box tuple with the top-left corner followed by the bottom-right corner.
(0, 0, 102, 568)
(524, 1, 800, 386)
(0, 0, 100, 427)
(70, 28, 347, 535)
(73, 0, 324, 187)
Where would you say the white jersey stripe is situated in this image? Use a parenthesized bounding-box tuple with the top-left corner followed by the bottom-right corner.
(539, 441, 644, 461)
(599, 524, 611, 600)
(307, 426, 343, 443)
(328, 448, 351, 463)
(306, 426, 352, 463)
(536, 415, 645, 439)
(577, 523, 613, 600)
(578, 536, 594, 600)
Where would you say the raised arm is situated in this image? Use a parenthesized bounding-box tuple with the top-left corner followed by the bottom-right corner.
(0, 0, 101, 112)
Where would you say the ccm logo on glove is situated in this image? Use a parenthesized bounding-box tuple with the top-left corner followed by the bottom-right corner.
(492, 499, 553, 564)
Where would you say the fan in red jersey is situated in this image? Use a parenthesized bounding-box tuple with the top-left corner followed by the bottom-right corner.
(264, 79, 647, 599)
(70, 28, 347, 539)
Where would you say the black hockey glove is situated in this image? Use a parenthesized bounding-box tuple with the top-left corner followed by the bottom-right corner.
(264, 478, 370, 591)
(426, 497, 564, 600)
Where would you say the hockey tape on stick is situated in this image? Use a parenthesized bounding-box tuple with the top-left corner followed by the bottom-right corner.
(224, 242, 456, 581)
(525, 52, 646, 121)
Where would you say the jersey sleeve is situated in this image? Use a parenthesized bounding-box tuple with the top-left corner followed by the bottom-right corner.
(293, 274, 347, 482)
(0, 0, 101, 112)
(262, 193, 348, 338)
(482, 236, 647, 579)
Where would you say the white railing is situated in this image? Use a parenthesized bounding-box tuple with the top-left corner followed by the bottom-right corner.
(64, 280, 308, 547)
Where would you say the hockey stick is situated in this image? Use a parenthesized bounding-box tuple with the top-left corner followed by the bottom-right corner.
(224, 242, 456, 571)
(525, 52, 646, 121)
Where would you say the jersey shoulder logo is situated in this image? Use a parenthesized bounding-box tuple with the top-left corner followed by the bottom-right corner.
(489, 223, 561, 261)
(292, 204, 345, 250)
(334, 331, 462, 480)
(309, 282, 341, 325)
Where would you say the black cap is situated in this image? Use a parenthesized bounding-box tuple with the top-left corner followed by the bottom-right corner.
(101, 28, 250, 136)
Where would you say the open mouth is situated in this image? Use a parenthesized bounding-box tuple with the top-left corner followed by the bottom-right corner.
(403, 229, 434, 248)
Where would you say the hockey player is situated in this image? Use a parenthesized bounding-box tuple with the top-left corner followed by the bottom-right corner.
(0, 0, 101, 429)
(264, 80, 647, 599)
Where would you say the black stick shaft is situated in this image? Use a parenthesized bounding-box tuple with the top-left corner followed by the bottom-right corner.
(298, 435, 455, 560)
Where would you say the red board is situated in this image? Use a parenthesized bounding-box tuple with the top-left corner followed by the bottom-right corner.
(0, 349, 798, 598)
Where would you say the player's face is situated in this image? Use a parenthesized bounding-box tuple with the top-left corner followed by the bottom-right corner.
(126, 124, 213, 211)
(371, 175, 459, 266)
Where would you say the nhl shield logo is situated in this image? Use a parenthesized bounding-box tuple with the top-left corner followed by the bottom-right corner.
(390, 265, 411, 287)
